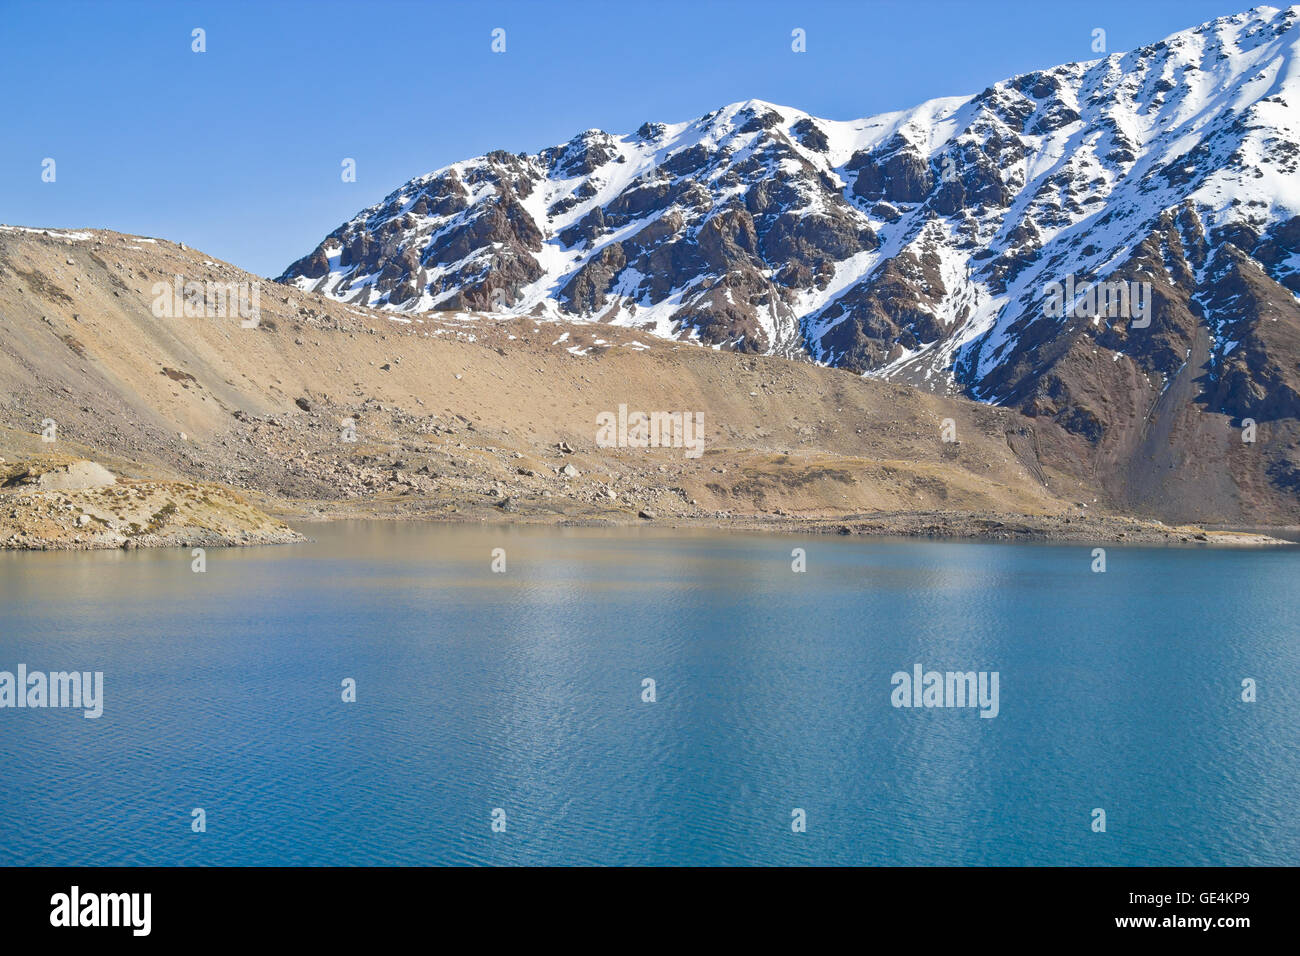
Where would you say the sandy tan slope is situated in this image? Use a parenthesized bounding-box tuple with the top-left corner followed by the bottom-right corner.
(0, 226, 1286, 546)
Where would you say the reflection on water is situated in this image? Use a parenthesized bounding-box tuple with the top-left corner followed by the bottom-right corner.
(1, 522, 1297, 865)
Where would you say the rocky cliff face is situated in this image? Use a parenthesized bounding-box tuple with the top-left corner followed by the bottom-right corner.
(281, 6, 1300, 516)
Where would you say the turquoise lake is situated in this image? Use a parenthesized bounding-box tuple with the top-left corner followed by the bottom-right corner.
(1, 522, 1296, 865)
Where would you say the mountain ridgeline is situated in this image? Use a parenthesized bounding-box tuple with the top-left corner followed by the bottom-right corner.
(280, 6, 1300, 519)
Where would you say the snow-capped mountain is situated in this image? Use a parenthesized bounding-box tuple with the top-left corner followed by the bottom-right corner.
(281, 5, 1300, 441)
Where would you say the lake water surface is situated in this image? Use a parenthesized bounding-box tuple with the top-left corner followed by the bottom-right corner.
(1, 522, 1296, 865)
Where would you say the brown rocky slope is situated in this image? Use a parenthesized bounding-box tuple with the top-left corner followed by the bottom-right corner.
(0, 226, 1289, 547)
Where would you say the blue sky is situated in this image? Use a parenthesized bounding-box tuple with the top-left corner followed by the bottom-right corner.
(1, 0, 1249, 276)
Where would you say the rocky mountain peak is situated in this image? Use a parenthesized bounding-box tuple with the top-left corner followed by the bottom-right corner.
(280, 5, 1300, 489)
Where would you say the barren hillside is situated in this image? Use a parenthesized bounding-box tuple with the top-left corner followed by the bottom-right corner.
(0, 225, 1289, 546)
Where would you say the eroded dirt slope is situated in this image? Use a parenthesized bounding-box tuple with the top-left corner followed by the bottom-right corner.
(0, 226, 1288, 545)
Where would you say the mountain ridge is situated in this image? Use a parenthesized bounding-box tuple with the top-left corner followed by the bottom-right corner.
(280, 7, 1300, 383)
(279, 4, 1300, 518)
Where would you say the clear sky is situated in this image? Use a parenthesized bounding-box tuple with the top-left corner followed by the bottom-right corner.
(1, 0, 1252, 277)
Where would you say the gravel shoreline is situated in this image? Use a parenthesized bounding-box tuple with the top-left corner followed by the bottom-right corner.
(271, 499, 1297, 548)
